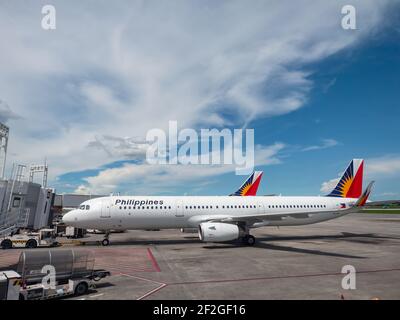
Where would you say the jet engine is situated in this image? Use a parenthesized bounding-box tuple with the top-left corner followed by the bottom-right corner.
(198, 222, 240, 242)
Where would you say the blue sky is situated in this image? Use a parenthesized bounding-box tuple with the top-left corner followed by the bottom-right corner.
(1, 1, 399, 199)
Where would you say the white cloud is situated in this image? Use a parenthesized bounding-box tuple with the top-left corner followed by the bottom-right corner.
(379, 192, 398, 197)
(320, 178, 340, 194)
(302, 139, 339, 152)
(76, 143, 284, 194)
(87, 135, 150, 159)
(0, 100, 21, 123)
(74, 185, 92, 195)
(0, 1, 392, 190)
(366, 155, 400, 177)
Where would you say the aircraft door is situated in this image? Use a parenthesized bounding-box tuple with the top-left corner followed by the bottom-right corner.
(101, 200, 111, 218)
(175, 199, 184, 218)
(257, 200, 265, 214)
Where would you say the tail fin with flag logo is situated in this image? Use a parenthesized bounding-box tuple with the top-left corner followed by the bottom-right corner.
(327, 159, 364, 198)
(230, 171, 263, 196)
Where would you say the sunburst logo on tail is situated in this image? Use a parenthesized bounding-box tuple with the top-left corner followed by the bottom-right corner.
(327, 159, 364, 198)
(232, 171, 263, 196)
(237, 180, 253, 196)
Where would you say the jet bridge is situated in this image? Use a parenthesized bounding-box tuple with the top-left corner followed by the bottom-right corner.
(0, 179, 54, 236)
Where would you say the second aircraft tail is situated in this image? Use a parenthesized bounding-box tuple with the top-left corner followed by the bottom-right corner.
(231, 171, 263, 196)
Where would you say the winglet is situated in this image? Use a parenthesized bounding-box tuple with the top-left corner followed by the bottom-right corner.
(355, 181, 375, 207)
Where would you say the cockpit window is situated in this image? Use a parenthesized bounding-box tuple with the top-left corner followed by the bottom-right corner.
(79, 205, 85, 210)
(86, 205, 90, 210)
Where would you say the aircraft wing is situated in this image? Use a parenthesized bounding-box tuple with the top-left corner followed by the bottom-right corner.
(191, 211, 321, 227)
(198, 181, 375, 227)
(209, 211, 323, 226)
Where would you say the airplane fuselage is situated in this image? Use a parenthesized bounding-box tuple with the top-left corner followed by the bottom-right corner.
(63, 195, 357, 230)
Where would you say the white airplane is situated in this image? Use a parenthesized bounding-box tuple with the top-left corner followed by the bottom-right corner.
(63, 159, 373, 246)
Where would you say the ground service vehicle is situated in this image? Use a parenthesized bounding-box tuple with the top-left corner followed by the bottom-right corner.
(0, 229, 58, 249)
(16, 249, 110, 300)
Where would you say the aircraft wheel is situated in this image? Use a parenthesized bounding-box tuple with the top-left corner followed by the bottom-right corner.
(246, 235, 256, 246)
(242, 235, 255, 246)
(101, 238, 110, 246)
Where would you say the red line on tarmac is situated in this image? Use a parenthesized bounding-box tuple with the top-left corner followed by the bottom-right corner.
(147, 248, 161, 272)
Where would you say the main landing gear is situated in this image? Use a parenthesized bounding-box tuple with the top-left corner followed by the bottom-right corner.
(241, 234, 256, 246)
(239, 224, 256, 246)
(101, 231, 110, 246)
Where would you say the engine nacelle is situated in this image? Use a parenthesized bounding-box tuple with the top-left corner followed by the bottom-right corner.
(198, 222, 240, 242)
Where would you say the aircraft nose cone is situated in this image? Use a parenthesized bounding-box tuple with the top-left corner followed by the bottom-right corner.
(62, 210, 77, 226)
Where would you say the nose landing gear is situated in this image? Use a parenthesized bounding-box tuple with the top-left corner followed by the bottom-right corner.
(101, 232, 110, 246)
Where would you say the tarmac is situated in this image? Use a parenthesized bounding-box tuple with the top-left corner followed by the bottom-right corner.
(1, 212, 399, 300)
